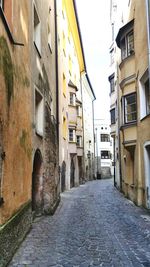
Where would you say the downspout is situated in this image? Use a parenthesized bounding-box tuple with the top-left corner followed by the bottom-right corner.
(80, 71, 85, 183)
(113, 137, 116, 186)
(92, 98, 96, 179)
(117, 62, 122, 192)
(54, 0, 60, 188)
(54, 0, 59, 139)
(146, 0, 150, 86)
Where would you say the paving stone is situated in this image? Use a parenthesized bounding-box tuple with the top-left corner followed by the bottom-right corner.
(8, 179, 150, 267)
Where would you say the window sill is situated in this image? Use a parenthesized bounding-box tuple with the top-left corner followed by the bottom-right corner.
(69, 141, 76, 144)
(68, 104, 76, 107)
(120, 121, 137, 130)
(36, 130, 43, 138)
(119, 52, 135, 69)
(140, 113, 150, 122)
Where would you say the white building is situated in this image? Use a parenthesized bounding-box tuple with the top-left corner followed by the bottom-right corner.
(82, 73, 96, 181)
(94, 120, 113, 178)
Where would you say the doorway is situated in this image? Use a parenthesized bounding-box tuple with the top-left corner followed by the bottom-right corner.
(32, 149, 43, 215)
(61, 161, 66, 192)
(70, 157, 75, 188)
(144, 142, 150, 209)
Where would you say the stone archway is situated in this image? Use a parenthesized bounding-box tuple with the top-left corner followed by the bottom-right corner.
(32, 149, 43, 215)
(61, 161, 66, 192)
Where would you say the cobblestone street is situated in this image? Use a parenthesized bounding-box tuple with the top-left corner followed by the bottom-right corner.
(9, 179, 150, 267)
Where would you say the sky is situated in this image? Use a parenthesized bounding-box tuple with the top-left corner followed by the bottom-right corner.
(75, 0, 111, 122)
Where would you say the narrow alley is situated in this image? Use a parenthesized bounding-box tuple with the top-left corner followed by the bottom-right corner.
(9, 179, 150, 267)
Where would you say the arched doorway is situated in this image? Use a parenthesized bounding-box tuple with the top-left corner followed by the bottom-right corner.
(70, 157, 75, 188)
(61, 161, 66, 192)
(32, 149, 43, 215)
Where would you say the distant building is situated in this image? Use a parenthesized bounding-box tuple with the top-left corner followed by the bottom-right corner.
(94, 120, 113, 178)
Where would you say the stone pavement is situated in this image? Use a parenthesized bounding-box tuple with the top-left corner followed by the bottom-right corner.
(9, 179, 150, 267)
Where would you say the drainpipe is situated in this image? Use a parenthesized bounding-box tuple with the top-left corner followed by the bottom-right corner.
(92, 99, 96, 179)
(80, 72, 85, 183)
(54, 0, 60, 190)
(146, 0, 150, 86)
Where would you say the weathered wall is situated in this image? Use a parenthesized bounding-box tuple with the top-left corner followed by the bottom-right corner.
(31, 0, 60, 214)
(0, 0, 32, 225)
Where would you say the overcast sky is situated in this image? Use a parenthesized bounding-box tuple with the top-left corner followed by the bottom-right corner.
(76, 0, 111, 122)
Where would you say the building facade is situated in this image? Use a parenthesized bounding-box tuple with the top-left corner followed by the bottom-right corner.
(110, 0, 150, 208)
(56, 0, 93, 190)
(31, 0, 59, 216)
(0, 1, 32, 265)
(82, 73, 96, 181)
(0, 0, 60, 265)
(109, 0, 129, 188)
(94, 120, 113, 178)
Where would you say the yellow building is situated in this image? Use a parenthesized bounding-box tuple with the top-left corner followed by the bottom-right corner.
(116, 0, 150, 207)
(0, 1, 32, 265)
(56, 0, 86, 190)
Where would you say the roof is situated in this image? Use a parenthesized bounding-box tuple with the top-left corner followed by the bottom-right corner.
(116, 19, 134, 48)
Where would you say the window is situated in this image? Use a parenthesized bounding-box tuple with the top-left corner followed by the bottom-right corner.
(69, 129, 75, 142)
(121, 30, 134, 60)
(110, 48, 114, 65)
(139, 70, 150, 119)
(101, 151, 110, 159)
(124, 93, 137, 123)
(77, 105, 81, 116)
(63, 32, 66, 56)
(48, 12, 52, 52)
(101, 134, 110, 142)
(63, 117, 67, 139)
(109, 73, 115, 94)
(70, 93, 75, 105)
(69, 55, 72, 75)
(110, 108, 115, 124)
(77, 136, 82, 147)
(63, 73, 66, 96)
(0, 0, 4, 9)
(145, 79, 150, 115)
(34, 5, 41, 55)
(35, 89, 44, 136)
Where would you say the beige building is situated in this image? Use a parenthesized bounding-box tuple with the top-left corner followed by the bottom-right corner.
(0, 1, 32, 265)
(112, 0, 150, 208)
(0, 1, 60, 265)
